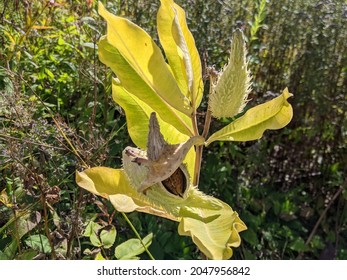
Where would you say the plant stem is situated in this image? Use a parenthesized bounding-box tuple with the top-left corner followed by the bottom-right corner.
(41, 191, 57, 259)
(66, 188, 84, 259)
(121, 212, 155, 260)
(193, 75, 214, 186)
(202, 108, 212, 139)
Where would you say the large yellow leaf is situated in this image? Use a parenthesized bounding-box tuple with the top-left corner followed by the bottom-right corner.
(179, 203, 247, 260)
(112, 80, 196, 179)
(76, 167, 247, 259)
(206, 88, 293, 145)
(99, 37, 193, 137)
(76, 167, 177, 220)
(98, 3, 192, 116)
(157, 0, 203, 108)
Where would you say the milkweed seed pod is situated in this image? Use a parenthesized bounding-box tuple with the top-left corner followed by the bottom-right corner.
(209, 29, 252, 119)
(122, 112, 203, 199)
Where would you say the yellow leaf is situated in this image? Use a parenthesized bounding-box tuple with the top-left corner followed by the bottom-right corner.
(76, 167, 178, 221)
(32, 25, 55, 30)
(98, 2, 192, 116)
(99, 36, 193, 137)
(76, 167, 247, 259)
(179, 203, 247, 259)
(206, 88, 293, 145)
(112, 80, 196, 178)
(157, 0, 203, 108)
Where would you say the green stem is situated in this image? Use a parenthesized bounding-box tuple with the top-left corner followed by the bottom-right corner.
(193, 74, 214, 186)
(121, 212, 155, 260)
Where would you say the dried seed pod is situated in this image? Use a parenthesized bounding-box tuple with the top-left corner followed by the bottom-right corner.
(122, 112, 203, 198)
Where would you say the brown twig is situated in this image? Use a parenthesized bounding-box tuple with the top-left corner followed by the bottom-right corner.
(40, 188, 57, 259)
(66, 187, 84, 259)
(296, 186, 344, 259)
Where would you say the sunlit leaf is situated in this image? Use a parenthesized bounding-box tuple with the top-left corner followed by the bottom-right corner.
(76, 167, 247, 259)
(98, 37, 193, 137)
(206, 88, 293, 145)
(178, 200, 247, 260)
(98, 2, 192, 116)
(76, 167, 178, 221)
(111, 81, 196, 178)
(115, 233, 153, 260)
(0, 189, 13, 207)
(157, 0, 203, 108)
(32, 25, 54, 30)
(95, 252, 106, 260)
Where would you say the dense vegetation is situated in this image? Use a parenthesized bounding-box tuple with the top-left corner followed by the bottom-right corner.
(0, 0, 346, 260)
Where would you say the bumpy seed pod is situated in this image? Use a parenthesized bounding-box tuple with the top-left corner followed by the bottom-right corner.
(209, 29, 252, 119)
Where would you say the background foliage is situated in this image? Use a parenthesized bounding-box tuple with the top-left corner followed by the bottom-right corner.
(0, 0, 346, 260)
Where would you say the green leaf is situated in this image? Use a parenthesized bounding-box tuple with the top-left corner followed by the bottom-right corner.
(90, 232, 102, 248)
(100, 225, 117, 249)
(0, 250, 9, 260)
(57, 37, 65, 45)
(83, 220, 101, 237)
(243, 248, 257, 260)
(44, 68, 55, 79)
(99, 38, 193, 137)
(25, 234, 52, 254)
(13, 211, 41, 239)
(289, 237, 309, 252)
(3, 240, 18, 259)
(115, 233, 153, 260)
(241, 228, 259, 246)
(157, 0, 203, 108)
(206, 88, 293, 145)
(17, 249, 38, 260)
(98, 2, 192, 116)
(84, 221, 103, 247)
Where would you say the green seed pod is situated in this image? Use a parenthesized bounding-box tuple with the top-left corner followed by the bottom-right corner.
(209, 29, 252, 119)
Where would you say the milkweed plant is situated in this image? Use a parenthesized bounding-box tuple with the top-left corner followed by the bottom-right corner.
(76, 0, 293, 260)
